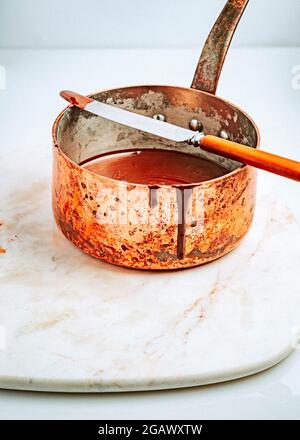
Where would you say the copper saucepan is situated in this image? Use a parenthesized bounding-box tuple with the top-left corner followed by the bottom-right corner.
(52, 0, 259, 270)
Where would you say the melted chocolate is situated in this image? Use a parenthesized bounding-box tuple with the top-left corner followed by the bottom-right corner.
(81, 148, 228, 185)
(176, 187, 193, 260)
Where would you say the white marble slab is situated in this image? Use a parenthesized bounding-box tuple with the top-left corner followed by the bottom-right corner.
(1, 151, 300, 392)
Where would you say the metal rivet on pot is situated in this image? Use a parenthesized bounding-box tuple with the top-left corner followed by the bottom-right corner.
(219, 129, 230, 140)
(153, 114, 166, 122)
(189, 119, 203, 132)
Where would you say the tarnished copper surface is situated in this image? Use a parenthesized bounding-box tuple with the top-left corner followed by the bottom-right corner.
(191, 0, 249, 94)
(52, 85, 259, 270)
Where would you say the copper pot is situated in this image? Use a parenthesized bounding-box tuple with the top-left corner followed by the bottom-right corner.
(52, 0, 259, 270)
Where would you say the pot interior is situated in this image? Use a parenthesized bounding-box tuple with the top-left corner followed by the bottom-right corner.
(54, 85, 259, 177)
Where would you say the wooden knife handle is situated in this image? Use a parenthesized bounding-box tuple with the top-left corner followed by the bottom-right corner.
(200, 135, 300, 182)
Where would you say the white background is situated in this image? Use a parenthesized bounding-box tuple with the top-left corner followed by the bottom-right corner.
(0, 0, 300, 49)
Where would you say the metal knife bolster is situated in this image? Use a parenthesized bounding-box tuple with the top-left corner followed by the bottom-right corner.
(85, 100, 204, 146)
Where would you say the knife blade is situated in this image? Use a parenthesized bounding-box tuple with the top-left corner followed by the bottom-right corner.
(60, 90, 202, 145)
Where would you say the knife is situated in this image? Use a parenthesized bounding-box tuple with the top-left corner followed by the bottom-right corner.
(59, 90, 202, 146)
(59, 90, 300, 182)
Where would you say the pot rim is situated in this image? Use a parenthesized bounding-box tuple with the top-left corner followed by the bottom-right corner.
(52, 84, 260, 188)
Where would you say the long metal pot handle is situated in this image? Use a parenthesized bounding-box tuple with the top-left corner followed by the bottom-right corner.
(191, 0, 249, 95)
